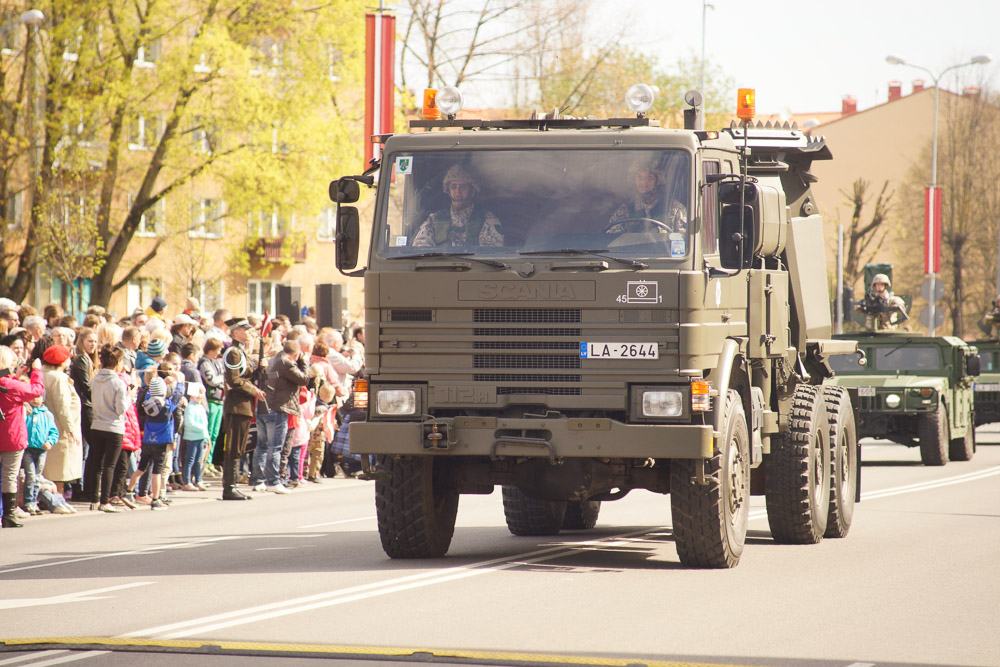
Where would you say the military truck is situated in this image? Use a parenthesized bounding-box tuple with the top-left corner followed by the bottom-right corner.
(828, 332, 979, 465)
(331, 87, 859, 568)
(972, 339, 1000, 426)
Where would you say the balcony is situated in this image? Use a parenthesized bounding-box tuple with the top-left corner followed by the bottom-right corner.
(250, 236, 306, 263)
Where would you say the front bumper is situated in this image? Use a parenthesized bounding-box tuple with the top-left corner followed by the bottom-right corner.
(349, 415, 713, 460)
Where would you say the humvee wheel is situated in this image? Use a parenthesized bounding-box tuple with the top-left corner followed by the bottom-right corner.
(918, 403, 949, 466)
(670, 390, 749, 568)
(949, 418, 975, 462)
(375, 455, 459, 558)
(822, 386, 857, 539)
(765, 384, 831, 544)
(502, 486, 567, 536)
(562, 500, 601, 530)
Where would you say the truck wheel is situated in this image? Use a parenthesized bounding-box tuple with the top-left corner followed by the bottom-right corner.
(822, 386, 857, 539)
(670, 389, 749, 568)
(948, 419, 975, 462)
(765, 384, 830, 544)
(562, 500, 601, 530)
(918, 404, 949, 466)
(375, 455, 459, 558)
(501, 486, 567, 536)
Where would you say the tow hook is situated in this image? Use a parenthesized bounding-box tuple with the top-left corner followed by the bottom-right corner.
(423, 418, 457, 450)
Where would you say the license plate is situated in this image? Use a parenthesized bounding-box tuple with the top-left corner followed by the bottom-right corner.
(857, 386, 876, 397)
(975, 383, 1000, 392)
(580, 342, 658, 359)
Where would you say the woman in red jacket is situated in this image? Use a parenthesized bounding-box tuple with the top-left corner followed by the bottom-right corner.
(0, 347, 44, 528)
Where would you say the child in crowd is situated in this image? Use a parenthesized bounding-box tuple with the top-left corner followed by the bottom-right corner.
(22, 395, 60, 515)
(126, 373, 184, 510)
(305, 382, 337, 483)
(181, 382, 209, 491)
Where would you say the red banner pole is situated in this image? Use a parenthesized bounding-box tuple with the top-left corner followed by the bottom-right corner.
(379, 14, 396, 142)
(364, 13, 376, 167)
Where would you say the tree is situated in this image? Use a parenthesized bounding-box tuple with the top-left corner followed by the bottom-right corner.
(896, 86, 1000, 337)
(4, 0, 366, 307)
(840, 178, 894, 291)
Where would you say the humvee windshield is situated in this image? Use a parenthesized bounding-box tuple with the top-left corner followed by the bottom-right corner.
(873, 345, 941, 371)
(828, 353, 865, 373)
(376, 149, 693, 260)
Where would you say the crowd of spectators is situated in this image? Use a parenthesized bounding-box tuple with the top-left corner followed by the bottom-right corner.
(0, 295, 365, 528)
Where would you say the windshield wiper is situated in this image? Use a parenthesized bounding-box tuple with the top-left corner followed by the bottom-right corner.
(389, 251, 508, 269)
(882, 340, 914, 358)
(518, 248, 647, 269)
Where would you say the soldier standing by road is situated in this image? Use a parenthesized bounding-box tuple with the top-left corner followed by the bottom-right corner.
(220, 318, 265, 500)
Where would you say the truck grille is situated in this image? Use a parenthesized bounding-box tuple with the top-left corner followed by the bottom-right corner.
(474, 308, 580, 323)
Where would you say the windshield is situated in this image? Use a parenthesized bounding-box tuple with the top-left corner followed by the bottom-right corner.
(829, 353, 865, 373)
(376, 149, 692, 260)
(979, 351, 996, 371)
(874, 345, 941, 371)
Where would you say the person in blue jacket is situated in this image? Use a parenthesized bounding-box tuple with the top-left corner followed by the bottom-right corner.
(23, 395, 60, 515)
(126, 373, 184, 511)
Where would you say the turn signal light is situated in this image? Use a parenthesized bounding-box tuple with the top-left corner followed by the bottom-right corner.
(737, 88, 755, 122)
(691, 380, 712, 412)
(353, 377, 369, 409)
(422, 89, 440, 120)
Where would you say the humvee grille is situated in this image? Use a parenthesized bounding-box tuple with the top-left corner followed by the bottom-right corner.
(474, 308, 581, 323)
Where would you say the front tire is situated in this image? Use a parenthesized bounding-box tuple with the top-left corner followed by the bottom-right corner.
(502, 486, 566, 536)
(948, 418, 975, 462)
(918, 403, 949, 466)
(823, 386, 857, 539)
(375, 455, 459, 558)
(765, 384, 831, 544)
(670, 389, 750, 568)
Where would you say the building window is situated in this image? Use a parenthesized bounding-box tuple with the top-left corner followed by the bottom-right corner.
(135, 38, 161, 68)
(191, 115, 215, 154)
(4, 190, 24, 229)
(190, 198, 224, 238)
(317, 207, 335, 242)
(191, 279, 224, 313)
(128, 113, 163, 150)
(126, 278, 163, 315)
(129, 194, 164, 237)
(252, 209, 289, 238)
(247, 280, 287, 317)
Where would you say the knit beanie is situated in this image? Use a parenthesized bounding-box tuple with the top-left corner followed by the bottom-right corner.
(146, 338, 167, 357)
(147, 376, 166, 397)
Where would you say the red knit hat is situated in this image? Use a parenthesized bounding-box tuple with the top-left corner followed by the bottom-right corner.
(43, 345, 71, 366)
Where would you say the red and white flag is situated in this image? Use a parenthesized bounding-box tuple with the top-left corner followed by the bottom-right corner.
(260, 311, 273, 339)
(924, 186, 942, 274)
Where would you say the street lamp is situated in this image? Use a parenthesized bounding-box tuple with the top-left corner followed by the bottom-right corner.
(886, 53, 993, 336)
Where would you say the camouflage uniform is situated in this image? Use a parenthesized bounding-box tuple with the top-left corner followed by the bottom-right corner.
(859, 274, 908, 331)
(607, 155, 687, 234)
(412, 164, 504, 247)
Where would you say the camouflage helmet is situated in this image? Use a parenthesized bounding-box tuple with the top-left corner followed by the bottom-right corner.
(872, 273, 891, 288)
(442, 164, 480, 195)
(628, 155, 666, 184)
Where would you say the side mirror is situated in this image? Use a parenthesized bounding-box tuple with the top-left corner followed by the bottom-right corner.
(718, 181, 759, 206)
(329, 178, 361, 204)
(967, 354, 982, 377)
(336, 206, 360, 272)
(719, 203, 755, 270)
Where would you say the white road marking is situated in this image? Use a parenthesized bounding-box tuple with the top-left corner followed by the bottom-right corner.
(844, 663, 877, 667)
(297, 516, 376, 529)
(0, 582, 154, 611)
(0, 652, 68, 666)
(11, 653, 108, 666)
(862, 465, 1000, 500)
(0, 536, 238, 575)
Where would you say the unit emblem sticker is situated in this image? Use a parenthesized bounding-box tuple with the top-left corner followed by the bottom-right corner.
(617, 280, 661, 304)
(393, 156, 413, 175)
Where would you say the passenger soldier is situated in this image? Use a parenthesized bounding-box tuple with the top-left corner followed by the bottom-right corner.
(412, 165, 504, 247)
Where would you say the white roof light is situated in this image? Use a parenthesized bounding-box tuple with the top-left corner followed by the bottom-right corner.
(436, 86, 464, 117)
(625, 84, 655, 115)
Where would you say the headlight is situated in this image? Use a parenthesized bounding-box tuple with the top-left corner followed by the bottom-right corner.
(376, 389, 417, 416)
(642, 390, 684, 417)
(625, 83, 655, 114)
(885, 393, 901, 408)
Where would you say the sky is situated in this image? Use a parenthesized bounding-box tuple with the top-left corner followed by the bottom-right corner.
(605, 0, 999, 114)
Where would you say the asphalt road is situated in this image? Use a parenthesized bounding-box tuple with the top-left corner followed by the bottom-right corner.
(2, 430, 1000, 667)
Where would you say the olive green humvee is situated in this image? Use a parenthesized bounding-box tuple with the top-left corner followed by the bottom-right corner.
(828, 332, 980, 465)
(972, 339, 1000, 427)
(331, 103, 860, 569)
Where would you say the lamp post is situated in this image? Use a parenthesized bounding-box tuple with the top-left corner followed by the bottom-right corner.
(886, 53, 992, 336)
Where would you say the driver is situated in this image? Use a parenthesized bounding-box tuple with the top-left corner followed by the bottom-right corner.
(412, 165, 504, 247)
(607, 156, 687, 234)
